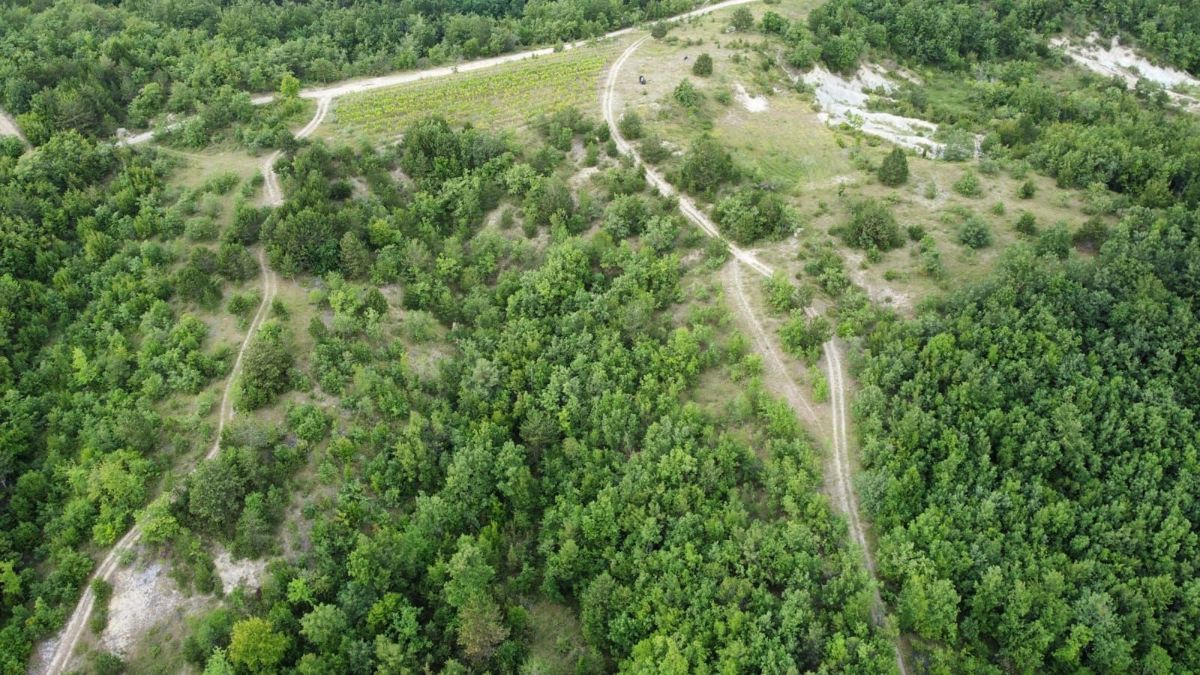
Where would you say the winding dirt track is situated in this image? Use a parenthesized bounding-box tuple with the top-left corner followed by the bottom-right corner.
(604, 36, 908, 675)
(41, 108, 296, 675)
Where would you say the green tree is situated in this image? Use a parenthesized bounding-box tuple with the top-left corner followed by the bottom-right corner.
(878, 147, 909, 186)
(957, 214, 992, 249)
(300, 604, 348, 652)
(228, 617, 287, 673)
(618, 110, 643, 140)
(953, 170, 982, 197)
(692, 53, 714, 77)
(843, 198, 902, 251)
(445, 537, 509, 665)
(673, 79, 702, 108)
(279, 73, 301, 100)
(236, 320, 295, 410)
(730, 7, 754, 31)
(679, 136, 736, 195)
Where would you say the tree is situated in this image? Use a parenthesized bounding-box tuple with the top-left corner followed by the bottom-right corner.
(1015, 211, 1038, 236)
(843, 198, 902, 251)
(898, 575, 960, 643)
(651, 22, 669, 39)
(957, 214, 992, 249)
(279, 73, 301, 100)
(878, 147, 909, 186)
(730, 7, 754, 31)
(228, 617, 287, 673)
(715, 188, 794, 244)
(692, 53, 713, 77)
(237, 320, 295, 410)
(761, 11, 789, 34)
(779, 312, 831, 363)
(445, 538, 509, 664)
(618, 110, 643, 140)
(679, 136, 736, 195)
(301, 604, 348, 651)
(673, 79, 702, 108)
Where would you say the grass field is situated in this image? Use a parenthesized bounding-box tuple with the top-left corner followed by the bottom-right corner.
(330, 44, 618, 140)
(611, 3, 1102, 315)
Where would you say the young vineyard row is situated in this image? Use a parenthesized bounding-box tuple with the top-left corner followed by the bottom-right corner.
(334, 50, 610, 135)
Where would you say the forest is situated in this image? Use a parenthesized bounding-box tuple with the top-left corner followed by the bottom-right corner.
(857, 208, 1200, 673)
(5, 0, 1200, 672)
(804, 0, 1200, 74)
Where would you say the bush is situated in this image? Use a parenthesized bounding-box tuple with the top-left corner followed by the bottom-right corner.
(1015, 211, 1038, 236)
(878, 147, 909, 186)
(730, 6, 754, 31)
(1036, 221, 1071, 258)
(953, 171, 982, 197)
(674, 79, 702, 108)
(938, 128, 975, 161)
(89, 579, 113, 635)
(918, 235, 945, 279)
(763, 273, 805, 314)
(185, 216, 219, 241)
(714, 188, 794, 244)
(618, 110, 643, 140)
(236, 320, 295, 410)
(778, 312, 830, 364)
(651, 22, 668, 39)
(1072, 218, 1109, 250)
(957, 214, 993, 249)
(679, 136, 736, 195)
(693, 53, 714, 76)
(761, 11, 789, 34)
(843, 198, 903, 251)
(1018, 179, 1037, 199)
(640, 134, 670, 164)
(906, 224, 926, 242)
(603, 195, 651, 239)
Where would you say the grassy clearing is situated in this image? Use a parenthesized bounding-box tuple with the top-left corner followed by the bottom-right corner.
(162, 148, 264, 193)
(329, 43, 618, 141)
(525, 601, 589, 673)
(617, 2, 1102, 314)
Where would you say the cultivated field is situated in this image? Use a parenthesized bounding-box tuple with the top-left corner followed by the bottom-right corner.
(330, 45, 618, 140)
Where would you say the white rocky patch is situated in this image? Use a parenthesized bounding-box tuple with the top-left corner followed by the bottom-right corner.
(1052, 33, 1200, 111)
(101, 559, 206, 657)
(735, 83, 769, 113)
(213, 547, 267, 591)
(802, 65, 948, 157)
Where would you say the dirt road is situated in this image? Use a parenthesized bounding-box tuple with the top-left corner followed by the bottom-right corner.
(605, 36, 908, 675)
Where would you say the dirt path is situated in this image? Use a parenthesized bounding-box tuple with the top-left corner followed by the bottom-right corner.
(605, 37, 908, 675)
(40, 131, 298, 675)
(40, 247, 276, 673)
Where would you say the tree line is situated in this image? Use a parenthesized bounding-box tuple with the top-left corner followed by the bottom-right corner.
(0, 0, 701, 143)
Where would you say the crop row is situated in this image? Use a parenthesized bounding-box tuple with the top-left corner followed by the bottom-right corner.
(335, 51, 608, 135)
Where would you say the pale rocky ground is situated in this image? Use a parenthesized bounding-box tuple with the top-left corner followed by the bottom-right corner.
(1052, 33, 1200, 111)
(735, 83, 770, 112)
